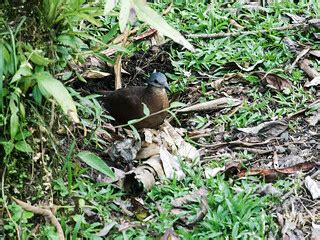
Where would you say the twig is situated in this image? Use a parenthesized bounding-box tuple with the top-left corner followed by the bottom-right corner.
(114, 107, 170, 129)
(233, 147, 273, 155)
(2, 168, 21, 240)
(11, 197, 65, 240)
(187, 22, 306, 38)
(197, 138, 277, 149)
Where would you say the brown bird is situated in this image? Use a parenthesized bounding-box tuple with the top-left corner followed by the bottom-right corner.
(102, 72, 169, 129)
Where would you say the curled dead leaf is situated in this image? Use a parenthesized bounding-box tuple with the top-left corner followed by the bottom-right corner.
(253, 71, 292, 90)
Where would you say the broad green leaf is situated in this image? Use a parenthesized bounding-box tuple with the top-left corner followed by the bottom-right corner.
(35, 71, 79, 123)
(10, 62, 33, 84)
(78, 151, 115, 179)
(101, 25, 119, 43)
(32, 85, 43, 105)
(68, 12, 102, 27)
(1, 141, 14, 156)
(104, 0, 119, 15)
(170, 101, 187, 109)
(119, 0, 131, 32)
(19, 102, 26, 120)
(142, 103, 150, 116)
(29, 51, 53, 66)
(10, 114, 19, 139)
(15, 141, 33, 153)
(133, 0, 194, 52)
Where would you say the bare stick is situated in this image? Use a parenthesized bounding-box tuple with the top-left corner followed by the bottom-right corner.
(11, 197, 65, 240)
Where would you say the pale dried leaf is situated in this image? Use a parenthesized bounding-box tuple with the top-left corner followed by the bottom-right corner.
(237, 120, 287, 138)
(178, 97, 242, 113)
(96, 222, 117, 237)
(119, 0, 132, 32)
(204, 166, 225, 179)
(136, 143, 160, 160)
(305, 176, 320, 199)
(311, 223, 320, 240)
(143, 155, 165, 179)
(223, 60, 263, 72)
(305, 76, 320, 87)
(309, 50, 320, 58)
(104, 0, 119, 15)
(82, 70, 111, 79)
(162, 121, 200, 161)
(160, 146, 185, 180)
(284, 13, 306, 23)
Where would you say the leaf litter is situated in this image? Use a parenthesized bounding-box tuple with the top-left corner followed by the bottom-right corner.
(73, 11, 320, 239)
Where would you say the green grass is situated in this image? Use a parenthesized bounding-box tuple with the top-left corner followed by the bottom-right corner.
(1, 0, 318, 239)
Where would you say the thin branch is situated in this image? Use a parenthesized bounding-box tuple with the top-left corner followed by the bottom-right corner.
(11, 197, 65, 240)
(2, 167, 21, 240)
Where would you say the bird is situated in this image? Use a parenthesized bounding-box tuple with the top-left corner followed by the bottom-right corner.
(101, 72, 170, 129)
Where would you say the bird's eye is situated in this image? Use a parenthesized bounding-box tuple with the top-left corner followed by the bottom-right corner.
(154, 80, 159, 83)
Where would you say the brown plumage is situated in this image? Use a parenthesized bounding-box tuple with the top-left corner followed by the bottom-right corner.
(101, 72, 169, 129)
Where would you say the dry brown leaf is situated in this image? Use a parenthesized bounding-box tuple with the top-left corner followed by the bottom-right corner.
(237, 162, 318, 180)
(284, 13, 306, 23)
(289, 47, 310, 73)
(253, 72, 292, 90)
(211, 72, 245, 90)
(299, 59, 320, 79)
(136, 143, 160, 160)
(123, 165, 156, 195)
(160, 228, 180, 240)
(307, 100, 320, 126)
(237, 120, 287, 138)
(178, 97, 242, 113)
(171, 188, 208, 208)
(283, 37, 300, 53)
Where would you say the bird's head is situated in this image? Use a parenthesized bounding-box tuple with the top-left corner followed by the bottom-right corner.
(147, 72, 170, 91)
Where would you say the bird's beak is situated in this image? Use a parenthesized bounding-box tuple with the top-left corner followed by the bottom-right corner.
(165, 83, 170, 92)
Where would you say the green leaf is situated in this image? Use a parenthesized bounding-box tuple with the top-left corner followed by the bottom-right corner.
(32, 85, 43, 105)
(101, 25, 119, 43)
(29, 51, 53, 66)
(1, 141, 14, 156)
(35, 71, 79, 123)
(78, 151, 115, 179)
(104, 0, 119, 15)
(142, 103, 150, 116)
(10, 62, 33, 84)
(132, 0, 195, 52)
(170, 101, 187, 109)
(119, 0, 131, 32)
(15, 141, 33, 153)
(10, 114, 19, 139)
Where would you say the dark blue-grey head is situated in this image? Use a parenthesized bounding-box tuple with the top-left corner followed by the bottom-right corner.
(147, 72, 170, 91)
